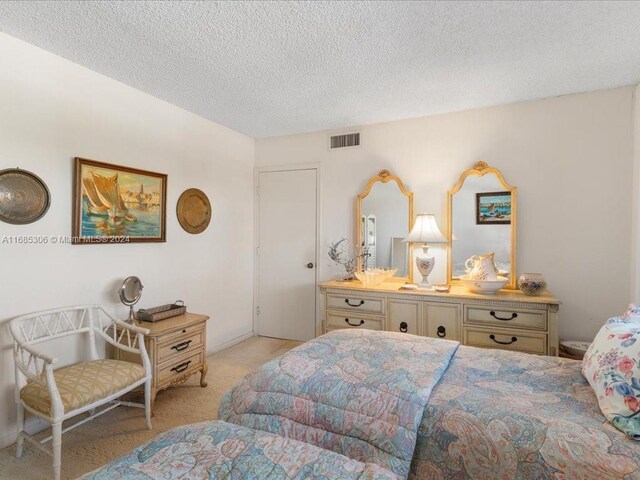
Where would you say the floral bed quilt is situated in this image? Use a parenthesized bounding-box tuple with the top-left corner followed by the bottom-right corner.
(81, 420, 399, 480)
(219, 329, 460, 479)
(410, 345, 640, 480)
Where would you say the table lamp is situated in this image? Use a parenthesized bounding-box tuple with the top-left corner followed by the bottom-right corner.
(404, 214, 446, 289)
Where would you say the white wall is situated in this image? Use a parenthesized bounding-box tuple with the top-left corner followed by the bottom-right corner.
(256, 87, 635, 343)
(0, 34, 255, 446)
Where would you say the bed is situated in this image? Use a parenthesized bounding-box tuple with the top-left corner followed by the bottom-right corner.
(410, 344, 639, 479)
(220, 329, 640, 480)
(86, 329, 640, 479)
(82, 420, 399, 479)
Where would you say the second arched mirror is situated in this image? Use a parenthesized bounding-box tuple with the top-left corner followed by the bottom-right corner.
(447, 161, 517, 289)
(356, 170, 414, 280)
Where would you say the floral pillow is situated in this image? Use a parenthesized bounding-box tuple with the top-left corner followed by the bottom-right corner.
(582, 319, 640, 439)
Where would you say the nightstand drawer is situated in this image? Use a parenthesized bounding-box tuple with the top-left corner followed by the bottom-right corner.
(327, 293, 385, 315)
(463, 326, 547, 355)
(465, 306, 546, 331)
(158, 330, 204, 364)
(158, 323, 205, 344)
(326, 312, 382, 330)
(158, 350, 203, 385)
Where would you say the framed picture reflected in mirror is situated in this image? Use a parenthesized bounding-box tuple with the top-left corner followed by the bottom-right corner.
(476, 191, 511, 225)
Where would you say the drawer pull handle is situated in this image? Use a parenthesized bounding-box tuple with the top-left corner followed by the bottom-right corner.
(399, 322, 408, 333)
(171, 340, 192, 352)
(490, 311, 518, 321)
(171, 361, 192, 373)
(490, 334, 517, 345)
(345, 318, 365, 327)
(437, 326, 446, 338)
(345, 299, 365, 307)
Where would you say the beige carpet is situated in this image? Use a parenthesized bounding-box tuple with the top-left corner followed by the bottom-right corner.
(0, 336, 301, 480)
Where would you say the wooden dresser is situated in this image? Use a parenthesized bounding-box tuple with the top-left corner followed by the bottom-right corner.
(320, 281, 560, 356)
(114, 312, 209, 408)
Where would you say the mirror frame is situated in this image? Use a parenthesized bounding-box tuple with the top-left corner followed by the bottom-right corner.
(119, 275, 144, 305)
(446, 161, 517, 289)
(118, 275, 144, 324)
(356, 170, 414, 281)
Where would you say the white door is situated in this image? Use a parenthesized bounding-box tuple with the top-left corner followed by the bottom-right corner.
(257, 168, 317, 341)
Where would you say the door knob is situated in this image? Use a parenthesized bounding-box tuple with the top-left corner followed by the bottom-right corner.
(307, 263, 314, 269)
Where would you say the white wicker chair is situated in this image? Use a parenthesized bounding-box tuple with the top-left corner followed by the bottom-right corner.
(9, 305, 152, 480)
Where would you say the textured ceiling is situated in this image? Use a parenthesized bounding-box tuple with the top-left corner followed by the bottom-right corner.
(1, 1, 640, 138)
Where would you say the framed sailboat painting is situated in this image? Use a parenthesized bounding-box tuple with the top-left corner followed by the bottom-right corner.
(72, 158, 167, 244)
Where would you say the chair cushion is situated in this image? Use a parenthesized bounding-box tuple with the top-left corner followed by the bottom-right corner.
(21, 359, 146, 416)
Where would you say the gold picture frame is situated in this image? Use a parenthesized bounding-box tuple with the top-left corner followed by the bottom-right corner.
(72, 157, 167, 244)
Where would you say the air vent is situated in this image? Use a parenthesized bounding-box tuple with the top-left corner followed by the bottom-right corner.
(330, 132, 360, 149)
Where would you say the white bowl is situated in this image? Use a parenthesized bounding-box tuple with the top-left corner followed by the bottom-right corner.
(355, 268, 398, 287)
(460, 275, 508, 294)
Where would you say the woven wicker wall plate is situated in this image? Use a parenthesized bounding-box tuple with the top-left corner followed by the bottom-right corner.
(0, 168, 51, 224)
(176, 188, 211, 234)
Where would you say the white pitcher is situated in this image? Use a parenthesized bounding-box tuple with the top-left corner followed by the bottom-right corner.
(465, 253, 499, 281)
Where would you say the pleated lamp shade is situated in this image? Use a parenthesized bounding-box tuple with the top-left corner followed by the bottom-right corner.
(404, 214, 446, 244)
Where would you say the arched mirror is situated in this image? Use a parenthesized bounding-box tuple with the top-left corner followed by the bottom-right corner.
(447, 162, 517, 289)
(356, 170, 414, 280)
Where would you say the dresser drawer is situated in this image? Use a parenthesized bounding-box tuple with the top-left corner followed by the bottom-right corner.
(463, 326, 547, 355)
(326, 312, 382, 330)
(327, 293, 385, 315)
(464, 306, 547, 331)
(157, 330, 204, 364)
(389, 300, 420, 335)
(424, 302, 461, 341)
(158, 350, 204, 385)
(388, 316, 418, 335)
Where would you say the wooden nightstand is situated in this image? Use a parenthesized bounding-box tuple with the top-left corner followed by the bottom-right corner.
(113, 312, 209, 408)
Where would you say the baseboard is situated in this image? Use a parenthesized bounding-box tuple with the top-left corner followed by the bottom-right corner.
(207, 331, 255, 356)
(0, 416, 49, 449)
(0, 429, 15, 450)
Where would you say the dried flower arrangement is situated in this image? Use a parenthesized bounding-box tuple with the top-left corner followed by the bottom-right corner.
(328, 238, 370, 280)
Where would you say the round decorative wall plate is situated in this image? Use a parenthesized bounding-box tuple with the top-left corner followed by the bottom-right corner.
(176, 188, 211, 234)
(0, 168, 51, 224)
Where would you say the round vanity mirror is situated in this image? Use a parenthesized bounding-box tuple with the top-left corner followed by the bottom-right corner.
(119, 276, 143, 323)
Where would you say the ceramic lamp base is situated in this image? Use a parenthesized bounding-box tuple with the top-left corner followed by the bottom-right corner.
(415, 250, 436, 289)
